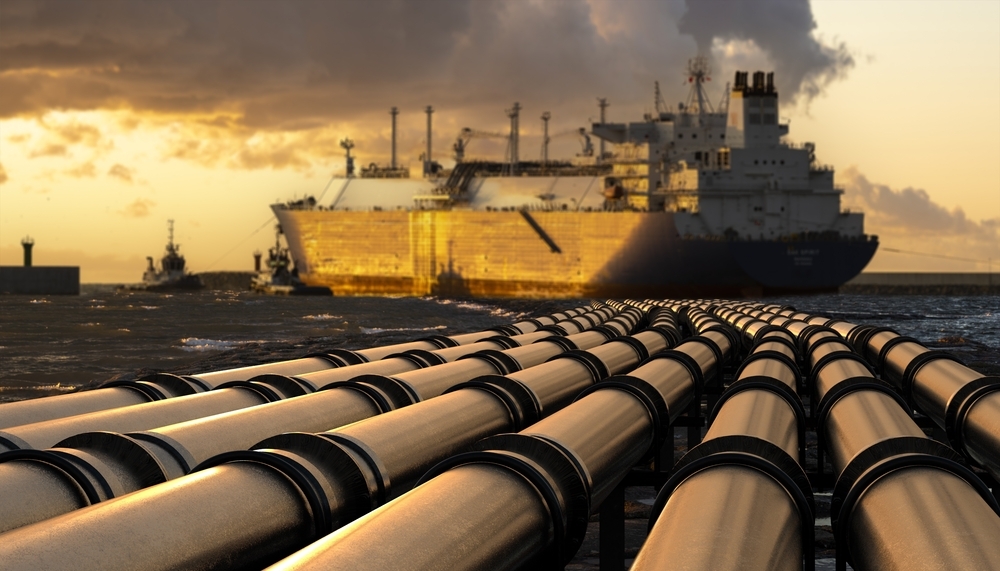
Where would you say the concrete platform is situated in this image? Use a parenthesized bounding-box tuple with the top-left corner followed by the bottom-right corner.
(0, 266, 80, 295)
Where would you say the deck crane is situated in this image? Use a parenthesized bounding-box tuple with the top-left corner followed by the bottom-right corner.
(452, 127, 510, 163)
(542, 127, 594, 161)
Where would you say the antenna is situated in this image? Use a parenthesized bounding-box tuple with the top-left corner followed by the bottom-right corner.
(541, 111, 551, 165)
(685, 56, 713, 115)
(506, 102, 521, 175)
(390, 107, 399, 169)
(340, 138, 355, 177)
(167, 219, 175, 248)
(424, 105, 434, 176)
(597, 98, 609, 161)
(654, 81, 668, 116)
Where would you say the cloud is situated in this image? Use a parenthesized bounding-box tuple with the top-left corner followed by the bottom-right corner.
(0, 0, 851, 131)
(841, 167, 999, 270)
(27, 142, 68, 158)
(107, 163, 135, 182)
(0, 162, 7, 184)
(118, 197, 155, 218)
(65, 161, 97, 178)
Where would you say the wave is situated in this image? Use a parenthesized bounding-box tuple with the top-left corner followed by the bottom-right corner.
(303, 314, 342, 321)
(177, 338, 268, 352)
(360, 325, 447, 334)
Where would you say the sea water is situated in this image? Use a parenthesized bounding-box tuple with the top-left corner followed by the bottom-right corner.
(0, 286, 996, 403)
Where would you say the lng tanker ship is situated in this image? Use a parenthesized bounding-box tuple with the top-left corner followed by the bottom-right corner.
(273, 62, 878, 298)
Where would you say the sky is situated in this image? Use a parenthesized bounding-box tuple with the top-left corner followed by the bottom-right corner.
(0, 0, 998, 282)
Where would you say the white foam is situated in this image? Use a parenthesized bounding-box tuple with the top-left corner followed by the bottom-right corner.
(178, 338, 267, 352)
(303, 314, 342, 321)
(360, 325, 447, 334)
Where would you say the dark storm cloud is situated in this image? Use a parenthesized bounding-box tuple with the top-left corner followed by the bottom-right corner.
(1, 0, 850, 123)
(679, 0, 854, 105)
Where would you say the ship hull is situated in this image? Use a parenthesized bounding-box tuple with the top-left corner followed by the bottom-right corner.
(273, 208, 876, 298)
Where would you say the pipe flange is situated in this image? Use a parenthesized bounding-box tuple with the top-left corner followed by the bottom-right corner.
(805, 335, 853, 364)
(131, 372, 207, 395)
(215, 379, 283, 402)
(639, 325, 680, 348)
(100, 379, 170, 401)
(798, 325, 839, 356)
(490, 324, 522, 337)
(900, 350, 966, 403)
(327, 375, 418, 408)
(243, 374, 315, 397)
(0, 447, 114, 505)
(547, 350, 610, 384)
(317, 380, 395, 414)
(478, 433, 592, 565)
(538, 324, 570, 336)
(751, 324, 795, 347)
(640, 350, 706, 396)
(459, 349, 522, 375)
(481, 335, 521, 350)
(807, 352, 874, 396)
(873, 335, 922, 377)
(120, 431, 197, 477)
(733, 351, 801, 388)
(314, 349, 367, 367)
(830, 436, 1000, 569)
(446, 375, 541, 430)
(575, 375, 670, 462)
(607, 336, 650, 363)
(681, 333, 727, 374)
(534, 335, 578, 351)
(814, 376, 910, 447)
(944, 376, 1000, 463)
(649, 436, 815, 571)
(386, 350, 441, 369)
(588, 324, 621, 341)
(853, 326, 897, 357)
(709, 376, 806, 465)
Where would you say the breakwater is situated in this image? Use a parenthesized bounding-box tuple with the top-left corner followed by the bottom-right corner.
(0, 266, 79, 295)
(0, 298, 998, 570)
(842, 272, 999, 295)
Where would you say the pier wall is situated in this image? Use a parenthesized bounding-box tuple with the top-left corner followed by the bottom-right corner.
(197, 271, 255, 291)
(841, 272, 998, 295)
(0, 266, 79, 295)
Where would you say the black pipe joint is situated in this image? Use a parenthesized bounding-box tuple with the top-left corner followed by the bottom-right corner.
(312, 349, 368, 367)
(330, 375, 420, 407)
(804, 335, 853, 366)
(813, 376, 911, 446)
(649, 434, 815, 571)
(807, 352, 875, 400)
(797, 324, 839, 357)
(546, 350, 610, 384)
(421, 433, 592, 567)
(489, 324, 524, 336)
(734, 350, 801, 390)
(201, 433, 378, 534)
(458, 350, 522, 375)
(534, 335, 578, 352)
(445, 375, 542, 431)
(850, 325, 896, 357)
(872, 335, 923, 379)
(218, 377, 314, 400)
(709, 376, 807, 465)
(944, 376, 1000, 464)
(105, 373, 207, 401)
(829, 435, 1000, 570)
(749, 334, 799, 362)
(898, 349, 966, 403)
(575, 375, 671, 462)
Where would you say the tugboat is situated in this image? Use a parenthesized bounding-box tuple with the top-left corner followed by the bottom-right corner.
(124, 220, 203, 291)
(251, 226, 331, 295)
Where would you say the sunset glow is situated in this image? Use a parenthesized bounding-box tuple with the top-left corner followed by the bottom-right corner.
(1, 0, 997, 282)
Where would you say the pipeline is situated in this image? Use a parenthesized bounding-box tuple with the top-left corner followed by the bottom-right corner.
(791, 315, 1000, 570)
(0, 311, 681, 570)
(635, 321, 811, 571)
(258, 325, 730, 571)
(0, 305, 592, 429)
(0, 305, 619, 453)
(855, 326, 1000, 482)
(0, 306, 631, 534)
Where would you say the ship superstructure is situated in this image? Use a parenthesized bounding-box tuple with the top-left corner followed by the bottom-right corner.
(272, 64, 877, 297)
(128, 220, 203, 291)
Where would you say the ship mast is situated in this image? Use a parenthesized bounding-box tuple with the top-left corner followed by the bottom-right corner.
(596, 98, 609, 161)
(685, 56, 713, 116)
(540, 111, 551, 165)
(167, 219, 175, 253)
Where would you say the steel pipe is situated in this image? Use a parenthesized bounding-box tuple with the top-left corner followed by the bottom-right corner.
(260, 329, 727, 571)
(0, 310, 675, 571)
(0, 306, 587, 428)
